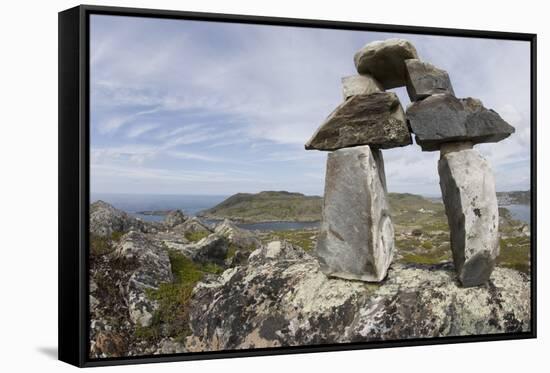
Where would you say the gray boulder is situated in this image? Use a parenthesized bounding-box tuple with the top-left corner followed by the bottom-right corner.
(184, 234, 229, 266)
(214, 219, 261, 250)
(164, 209, 187, 228)
(315, 145, 394, 282)
(354, 39, 419, 89)
(405, 59, 455, 101)
(305, 92, 411, 151)
(407, 94, 515, 151)
(185, 243, 530, 351)
(438, 146, 500, 287)
(342, 74, 383, 100)
(113, 231, 172, 327)
(90, 200, 145, 237)
(173, 217, 212, 235)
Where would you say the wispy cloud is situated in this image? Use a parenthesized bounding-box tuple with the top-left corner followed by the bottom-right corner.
(90, 15, 531, 195)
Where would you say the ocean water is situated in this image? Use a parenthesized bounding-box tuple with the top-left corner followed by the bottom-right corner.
(91, 193, 228, 216)
(503, 204, 531, 225)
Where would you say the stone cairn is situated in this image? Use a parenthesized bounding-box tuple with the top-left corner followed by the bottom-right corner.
(305, 38, 515, 287)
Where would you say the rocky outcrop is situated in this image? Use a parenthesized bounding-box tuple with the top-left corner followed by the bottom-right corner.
(305, 92, 411, 150)
(405, 59, 455, 101)
(113, 231, 172, 327)
(173, 217, 212, 235)
(407, 94, 515, 151)
(185, 242, 531, 351)
(214, 219, 261, 250)
(90, 200, 146, 237)
(354, 38, 419, 89)
(341, 74, 383, 99)
(316, 146, 394, 282)
(164, 209, 188, 228)
(438, 146, 500, 287)
(186, 234, 229, 266)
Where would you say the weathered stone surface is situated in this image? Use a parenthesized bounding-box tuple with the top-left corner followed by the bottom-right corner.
(90, 200, 146, 237)
(315, 145, 394, 282)
(173, 217, 212, 235)
(113, 231, 172, 327)
(438, 148, 500, 287)
(185, 242, 530, 351)
(407, 94, 515, 151)
(354, 39, 419, 89)
(405, 59, 455, 101)
(164, 209, 187, 228)
(183, 234, 229, 266)
(305, 92, 411, 150)
(214, 219, 261, 250)
(342, 74, 383, 100)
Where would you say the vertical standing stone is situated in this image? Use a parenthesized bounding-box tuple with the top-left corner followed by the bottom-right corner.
(438, 143, 500, 287)
(316, 145, 394, 282)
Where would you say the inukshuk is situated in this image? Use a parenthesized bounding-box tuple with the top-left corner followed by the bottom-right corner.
(305, 39, 415, 282)
(405, 59, 515, 287)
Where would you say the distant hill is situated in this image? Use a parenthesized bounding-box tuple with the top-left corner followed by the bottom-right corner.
(198, 191, 452, 223)
(198, 191, 322, 223)
(497, 191, 530, 205)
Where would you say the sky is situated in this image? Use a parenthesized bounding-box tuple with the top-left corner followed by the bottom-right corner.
(90, 15, 531, 197)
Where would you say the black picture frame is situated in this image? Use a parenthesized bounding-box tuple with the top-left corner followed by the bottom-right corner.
(58, 4, 537, 368)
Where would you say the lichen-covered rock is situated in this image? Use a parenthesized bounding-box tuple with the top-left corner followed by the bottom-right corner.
(342, 74, 383, 100)
(305, 92, 411, 150)
(90, 200, 146, 237)
(185, 242, 530, 351)
(407, 94, 515, 151)
(187, 234, 229, 265)
(438, 147, 500, 287)
(316, 146, 394, 282)
(164, 209, 188, 228)
(173, 217, 212, 235)
(113, 231, 172, 327)
(405, 59, 455, 101)
(354, 39, 419, 89)
(214, 219, 261, 250)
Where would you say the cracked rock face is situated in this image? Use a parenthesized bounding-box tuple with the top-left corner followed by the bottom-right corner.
(113, 231, 172, 327)
(407, 94, 515, 151)
(305, 92, 411, 150)
(315, 146, 394, 282)
(405, 59, 455, 101)
(438, 148, 500, 287)
(185, 242, 530, 351)
(354, 39, 419, 89)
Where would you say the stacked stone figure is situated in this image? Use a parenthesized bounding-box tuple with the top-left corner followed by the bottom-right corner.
(404, 59, 514, 287)
(306, 38, 515, 287)
(305, 39, 415, 282)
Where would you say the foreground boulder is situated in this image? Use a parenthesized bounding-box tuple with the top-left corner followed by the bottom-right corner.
(90, 200, 145, 237)
(438, 145, 500, 287)
(113, 231, 172, 327)
(185, 243, 530, 351)
(316, 145, 394, 282)
(305, 92, 411, 150)
(407, 94, 515, 151)
(405, 59, 455, 101)
(214, 219, 261, 250)
(164, 209, 188, 228)
(354, 39, 419, 89)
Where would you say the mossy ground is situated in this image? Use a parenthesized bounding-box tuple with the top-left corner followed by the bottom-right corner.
(259, 229, 317, 251)
(136, 248, 224, 343)
(184, 230, 209, 243)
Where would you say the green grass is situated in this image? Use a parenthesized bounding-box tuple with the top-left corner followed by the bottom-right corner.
(260, 230, 316, 251)
(184, 231, 209, 243)
(135, 249, 224, 343)
(497, 236, 531, 274)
